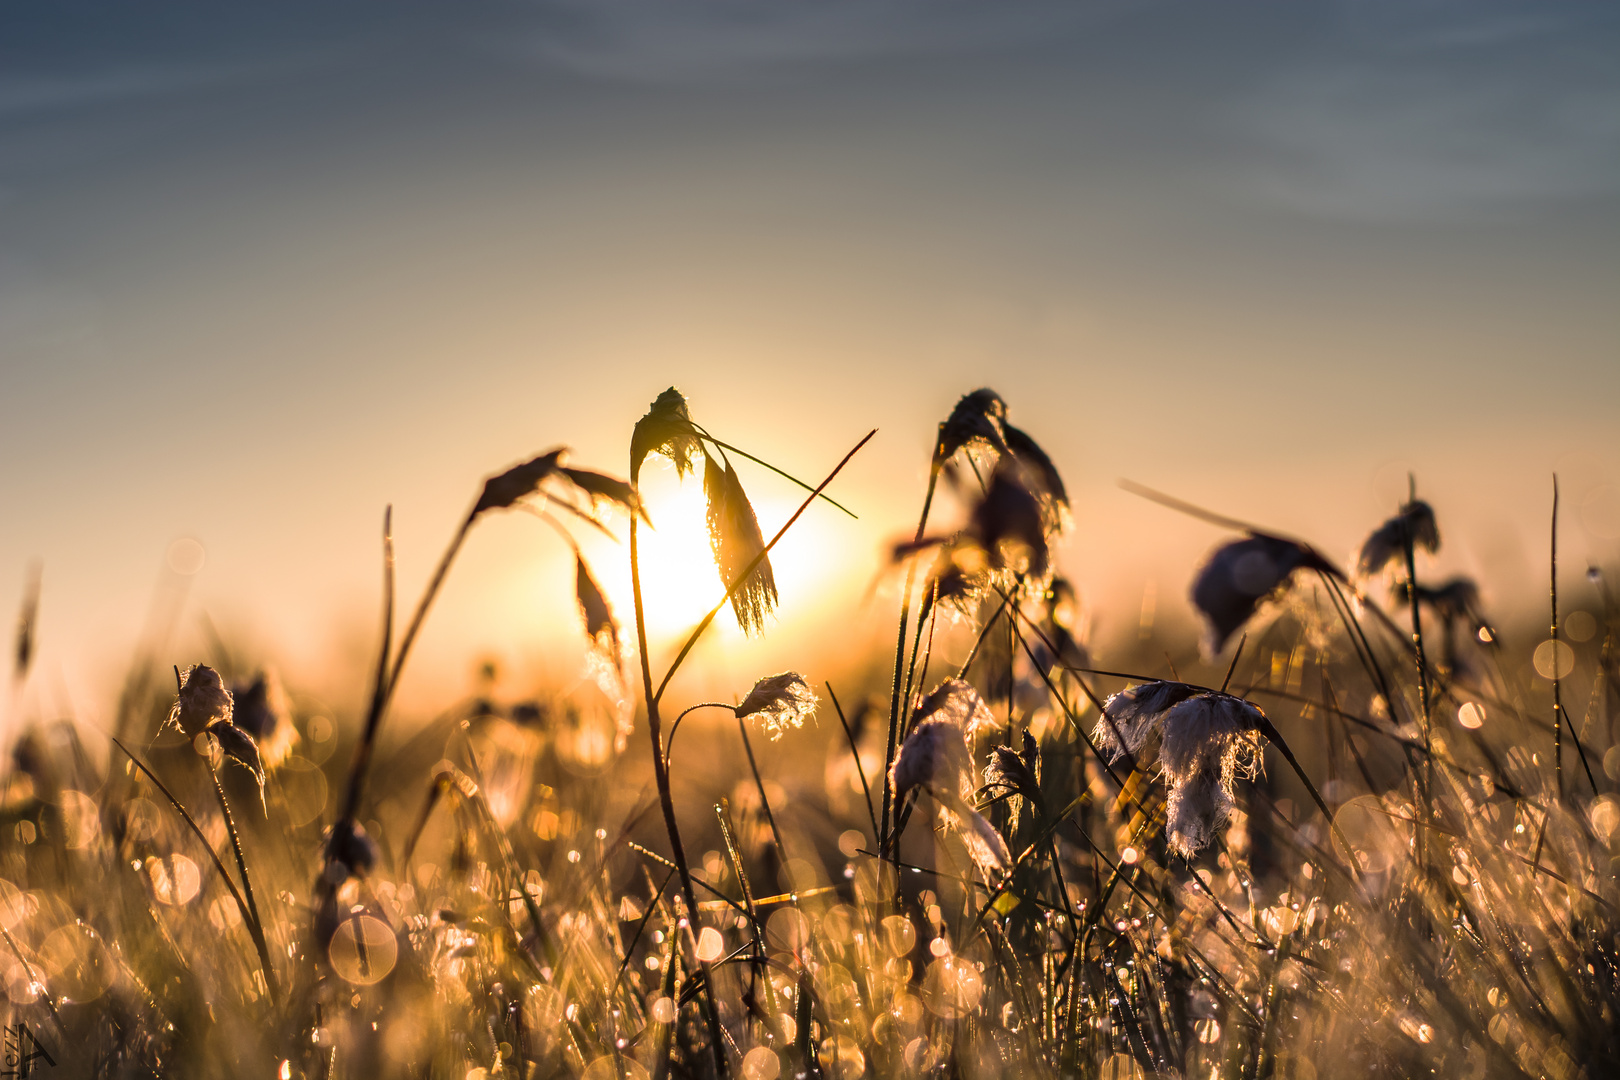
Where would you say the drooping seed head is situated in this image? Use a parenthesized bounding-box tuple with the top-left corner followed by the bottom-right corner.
(1003, 422, 1068, 514)
(914, 677, 997, 740)
(559, 467, 649, 525)
(323, 818, 380, 881)
(1358, 499, 1440, 578)
(473, 449, 567, 517)
(232, 669, 297, 772)
(1157, 693, 1265, 858)
(982, 730, 1043, 833)
(575, 556, 622, 670)
(891, 716, 971, 808)
(734, 672, 818, 739)
(1094, 679, 1202, 765)
(937, 388, 1008, 463)
(1191, 535, 1331, 657)
(704, 453, 778, 636)
(969, 459, 1052, 579)
(210, 721, 266, 789)
(170, 664, 233, 736)
(630, 387, 703, 483)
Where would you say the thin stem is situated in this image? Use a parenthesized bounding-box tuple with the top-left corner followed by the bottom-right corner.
(211, 770, 277, 1004)
(384, 513, 471, 709)
(663, 702, 734, 770)
(630, 507, 729, 1079)
(882, 445, 943, 871)
(653, 430, 875, 705)
(1403, 506, 1434, 787)
(113, 738, 278, 1005)
(338, 508, 400, 826)
(1551, 475, 1562, 802)
(738, 719, 789, 870)
(693, 431, 858, 519)
(1220, 634, 1248, 693)
(825, 682, 879, 842)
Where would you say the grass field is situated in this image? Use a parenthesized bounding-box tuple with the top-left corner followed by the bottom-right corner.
(2, 386, 1616, 1079)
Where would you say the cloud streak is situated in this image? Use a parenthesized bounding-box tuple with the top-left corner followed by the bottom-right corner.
(489, 0, 1140, 83)
(1223, 2, 1620, 220)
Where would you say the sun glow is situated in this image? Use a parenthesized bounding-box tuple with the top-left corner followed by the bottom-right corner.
(598, 461, 846, 645)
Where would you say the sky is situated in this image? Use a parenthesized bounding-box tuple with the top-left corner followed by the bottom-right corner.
(2, 1, 1617, 729)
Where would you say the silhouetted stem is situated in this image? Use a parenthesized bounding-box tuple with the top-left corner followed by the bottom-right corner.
(737, 720, 789, 870)
(629, 511, 728, 1080)
(1252, 717, 1362, 887)
(210, 771, 275, 1003)
(694, 432, 858, 519)
(663, 702, 733, 770)
(882, 444, 943, 872)
(1551, 476, 1563, 802)
(826, 682, 879, 842)
(114, 738, 279, 1006)
(338, 509, 400, 826)
(652, 430, 874, 705)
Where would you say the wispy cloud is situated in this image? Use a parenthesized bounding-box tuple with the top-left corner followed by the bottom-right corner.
(489, 0, 1139, 83)
(1222, 3, 1620, 221)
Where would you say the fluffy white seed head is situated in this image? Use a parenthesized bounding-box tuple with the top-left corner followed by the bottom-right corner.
(914, 678, 997, 740)
(1157, 694, 1264, 857)
(890, 716, 971, 806)
(1094, 680, 1200, 764)
(734, 672, 818, 739)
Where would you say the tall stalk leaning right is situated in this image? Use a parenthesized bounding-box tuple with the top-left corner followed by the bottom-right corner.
(626, 390, 729, 1079)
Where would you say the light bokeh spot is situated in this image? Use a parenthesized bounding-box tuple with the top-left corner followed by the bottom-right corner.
(329, 913, 399, 985)
(1533, 639, 1575, 680)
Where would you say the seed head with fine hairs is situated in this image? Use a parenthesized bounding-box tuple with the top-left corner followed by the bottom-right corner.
(169, 663, 268, 787)
(982, 730, 1043, 834)
(1157, 693, 1264, 857)
(734, 672, 818, 739)
(912, 539, 987, 626)
(170, 664, 233, 736)
(1093, 679, 1264, 857)
(890, 707, 973, 807)
(704, 452, 778, 636)
(1093, 679, 1202, 763)
(1358, 499, 1440, 577)
(575, 556, 622, 671)
(630, 386, 703, 482)
(969, 458, 1054, 579)
(938, 388, 1009, 462)
(889, 680, 1011, 878)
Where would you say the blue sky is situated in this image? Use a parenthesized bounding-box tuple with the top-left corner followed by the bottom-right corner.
(2, 1, 1616, 717)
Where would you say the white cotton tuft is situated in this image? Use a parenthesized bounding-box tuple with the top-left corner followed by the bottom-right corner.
(890, 715, 971, 806)
(734, 672, 818, 739)
(1094, 680, 1201, 764)
(1157, 694, 1264, 857)
(914, 677, 997, 740)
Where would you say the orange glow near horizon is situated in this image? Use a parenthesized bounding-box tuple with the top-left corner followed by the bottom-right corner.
(593, 459, 852, 649)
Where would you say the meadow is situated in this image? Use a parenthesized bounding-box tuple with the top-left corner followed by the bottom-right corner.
(2, 386, 1616, 1079)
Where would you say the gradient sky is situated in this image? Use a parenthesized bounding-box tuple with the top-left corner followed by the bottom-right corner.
(3, 1, 1617, 726)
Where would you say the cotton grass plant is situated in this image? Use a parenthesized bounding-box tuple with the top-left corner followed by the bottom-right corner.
(0, 382, 1616, 1080)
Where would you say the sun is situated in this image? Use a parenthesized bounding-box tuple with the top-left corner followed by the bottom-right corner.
(589, 461, 846, 645)
(625, 473, 727, 638)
